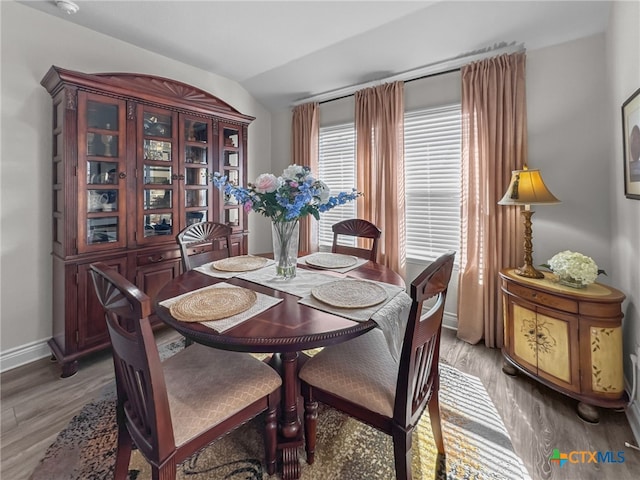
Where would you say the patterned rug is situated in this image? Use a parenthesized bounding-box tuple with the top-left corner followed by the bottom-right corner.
(31, 340, 530, 480)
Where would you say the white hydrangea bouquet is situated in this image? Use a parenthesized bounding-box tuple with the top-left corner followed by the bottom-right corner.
(541, 250, 606, 287)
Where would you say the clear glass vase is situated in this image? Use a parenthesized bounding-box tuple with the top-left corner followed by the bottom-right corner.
(559, 276, 586, 289)
(271, 219, 299, 279)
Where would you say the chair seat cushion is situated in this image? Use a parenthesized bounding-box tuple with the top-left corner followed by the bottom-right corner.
(162, 344, 282, 446)
(299, 329, 398, 417)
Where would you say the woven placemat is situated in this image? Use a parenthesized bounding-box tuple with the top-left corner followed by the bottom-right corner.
(311, 279, 388, 309)
(305, 252, 358, 269)
(212, 255, 268, 272)
(169, 287, 257, 322)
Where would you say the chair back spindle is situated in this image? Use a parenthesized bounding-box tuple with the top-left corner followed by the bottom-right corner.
(395, 252, 454, 428)
(90, 263, 176, 464)
(176, 221, 233, 271)
(331, 218, 382, 262)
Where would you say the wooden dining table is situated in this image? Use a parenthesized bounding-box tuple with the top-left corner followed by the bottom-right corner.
(154, 257, 405, 480)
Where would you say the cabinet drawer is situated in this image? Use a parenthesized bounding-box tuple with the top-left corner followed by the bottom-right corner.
(137, 248, 181, 266)
(579, 301, 623, 319)
(507, 283, 578, 313)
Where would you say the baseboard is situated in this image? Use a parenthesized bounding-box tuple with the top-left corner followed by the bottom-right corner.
(0, 339, 51, 373)
(442, 311, 458, 331)
(625, 376, 640, 446)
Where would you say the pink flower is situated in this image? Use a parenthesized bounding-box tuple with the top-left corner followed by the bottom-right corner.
(243, 201, 253, 212)
(253, 173, 278, 193)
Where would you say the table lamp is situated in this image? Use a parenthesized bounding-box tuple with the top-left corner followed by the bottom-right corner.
(498, 166, 560, 279)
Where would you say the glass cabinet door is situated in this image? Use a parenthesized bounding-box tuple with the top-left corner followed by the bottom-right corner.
(183, 117, 211, 227)
(139, 107, 178, 242)
(78, 92, 127, 253)
(219, 124, 243, 232)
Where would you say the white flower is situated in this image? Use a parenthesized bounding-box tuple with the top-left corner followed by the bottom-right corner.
(281, 164, 306, 181)
(316, 180, 331, 204)
(546, 250, 599, 285)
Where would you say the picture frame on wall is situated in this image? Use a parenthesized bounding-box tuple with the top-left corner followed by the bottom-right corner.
(622, 87, 640, 200)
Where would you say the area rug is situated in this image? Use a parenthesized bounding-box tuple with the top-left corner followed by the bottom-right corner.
(31, 340, 530, 480)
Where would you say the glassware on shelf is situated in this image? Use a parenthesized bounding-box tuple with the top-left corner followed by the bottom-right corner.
(87, 132, 95, 156)
(87, 217, 118, 244)
(144, 139, 172, 161)
(102, 123, 113, 157)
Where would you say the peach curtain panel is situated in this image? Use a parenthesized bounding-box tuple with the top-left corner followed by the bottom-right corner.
(457, 52, 527, 347)
(355, 81, 406, 277)
(291, 102, 320, 252)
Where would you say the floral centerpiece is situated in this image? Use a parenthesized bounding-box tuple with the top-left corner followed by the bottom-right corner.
(541, 250, 606, 288)
(212, 164, 361, 278)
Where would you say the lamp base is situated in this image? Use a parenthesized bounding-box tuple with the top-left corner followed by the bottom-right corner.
(515, 264, 545, 279)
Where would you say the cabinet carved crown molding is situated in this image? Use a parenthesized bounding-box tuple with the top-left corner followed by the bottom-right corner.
(42, 66, 255, 122)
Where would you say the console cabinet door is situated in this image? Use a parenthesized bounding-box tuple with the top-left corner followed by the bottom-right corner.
(507, 297, 580, 393)
(76, 256, 128, 350)
(510, 301, 538, 373)
(535, 306, 580, 393)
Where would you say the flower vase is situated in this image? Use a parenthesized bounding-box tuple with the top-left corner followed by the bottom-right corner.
(559, 276, 586, 289)
(272, 219, 299, 279)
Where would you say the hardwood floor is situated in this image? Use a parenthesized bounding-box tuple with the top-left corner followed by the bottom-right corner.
(1, 328, 639, 480)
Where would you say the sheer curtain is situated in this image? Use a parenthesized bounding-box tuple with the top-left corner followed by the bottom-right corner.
(355, 81, 406, 276)
(457, 52, 527, 347)
(291, 102, 319, 253)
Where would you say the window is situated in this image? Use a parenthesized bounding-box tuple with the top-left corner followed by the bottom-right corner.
(317, 123, 357, 247)
(317, 104, 461, 261)
(404, 104, 461, 262)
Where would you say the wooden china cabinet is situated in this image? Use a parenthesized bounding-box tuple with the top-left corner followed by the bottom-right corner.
(41, 66, 253, 376)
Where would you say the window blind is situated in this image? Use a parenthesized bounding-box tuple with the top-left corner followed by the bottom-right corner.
(404, 104, 461, 262)
(318, 123, 357, 247)
(317, 104, 461, 259)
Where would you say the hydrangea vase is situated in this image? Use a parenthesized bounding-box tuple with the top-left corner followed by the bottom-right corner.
(272, 219, 299, 279)
(559, 276, 587, 289)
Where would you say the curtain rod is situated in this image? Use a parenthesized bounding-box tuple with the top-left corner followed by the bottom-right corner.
(292, 42, 525, 107)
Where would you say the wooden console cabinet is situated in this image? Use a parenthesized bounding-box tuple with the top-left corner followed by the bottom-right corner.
(499, 268, 627, 422)
(41, 67, 253, 376)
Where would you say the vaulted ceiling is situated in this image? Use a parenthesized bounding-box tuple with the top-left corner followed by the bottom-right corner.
(21, 1, 611, 112)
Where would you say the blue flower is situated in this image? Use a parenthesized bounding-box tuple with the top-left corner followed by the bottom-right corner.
(212, 166, 361, 222)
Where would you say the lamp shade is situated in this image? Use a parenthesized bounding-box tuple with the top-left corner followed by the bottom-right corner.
(498, 169, 560, 206)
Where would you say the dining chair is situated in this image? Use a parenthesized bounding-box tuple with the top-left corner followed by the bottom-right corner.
(176, 221, 233, 272)
(89, 262, 282, 480)
(299, 251, 456, 480)
(331, 218, 381, 262)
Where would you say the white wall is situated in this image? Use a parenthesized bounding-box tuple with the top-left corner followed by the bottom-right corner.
(606, 0, 640, 439)
(527, 34, 611, 271)
(0, 1, 272, 367)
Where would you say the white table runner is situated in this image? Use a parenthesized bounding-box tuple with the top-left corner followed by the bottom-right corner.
(238, 266, 411, 362)
(194, 259, 275, 279)
(297, 253, 368, 274)
(298, 281, 411, 362)
(237, 268, 339, 297)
